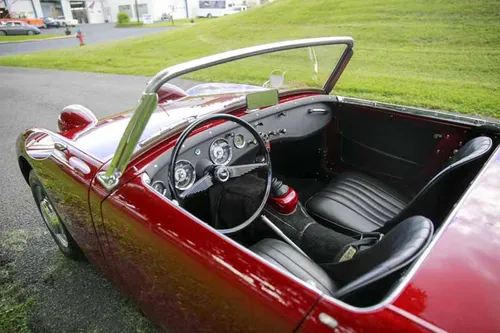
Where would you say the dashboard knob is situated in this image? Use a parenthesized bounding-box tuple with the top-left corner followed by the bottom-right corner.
(278, 128, 287, 134)
(269, 130, 278, 136)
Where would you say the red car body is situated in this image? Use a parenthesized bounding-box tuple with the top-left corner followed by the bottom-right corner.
(16, 38, 500, 332)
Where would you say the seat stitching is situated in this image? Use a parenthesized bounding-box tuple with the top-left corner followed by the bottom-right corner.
(341, 178, 407, 211)
(346, 175, 408, 206)
(316, 191, 389, 224)
(342, 177, 408, 209)
(313, 193, 383, 226)
(326, 184, 401, 217)
(324, 190, 393, 222)
(313, 193, 380, 224)
(335, 183, 402, 216)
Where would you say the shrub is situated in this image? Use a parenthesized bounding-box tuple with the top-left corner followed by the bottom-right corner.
(117, 12, 130, 24)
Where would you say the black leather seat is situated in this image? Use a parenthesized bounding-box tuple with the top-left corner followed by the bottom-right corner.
(306, 136, 492, 234)
(251, 216, 433, 299)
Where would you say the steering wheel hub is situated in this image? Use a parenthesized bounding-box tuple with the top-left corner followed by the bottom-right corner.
(214, 166, 230, 183)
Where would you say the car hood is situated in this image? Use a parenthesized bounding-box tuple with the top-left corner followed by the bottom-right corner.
(69, 92, 248, 162)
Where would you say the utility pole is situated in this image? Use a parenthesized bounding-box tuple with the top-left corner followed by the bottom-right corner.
(134, 0, 139, 22)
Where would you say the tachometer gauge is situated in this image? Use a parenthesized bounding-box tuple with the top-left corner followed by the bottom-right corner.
(234, 134, 245, 149)
(152, 180, 166, 195)
(209, 139, 232, 165)
(174, 160, 196, 191)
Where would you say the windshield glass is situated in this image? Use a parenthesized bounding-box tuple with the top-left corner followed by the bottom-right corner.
(162, 44, 346, 104)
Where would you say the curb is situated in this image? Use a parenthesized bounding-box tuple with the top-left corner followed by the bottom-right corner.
(0, 34, 75, 44)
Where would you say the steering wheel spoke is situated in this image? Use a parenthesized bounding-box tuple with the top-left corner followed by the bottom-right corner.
(227, 162, 267, 179)
(179, 173, 214, 199)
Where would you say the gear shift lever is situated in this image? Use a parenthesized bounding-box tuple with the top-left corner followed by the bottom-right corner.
(271, 178, 289, 196)
(268, 177, 298, 214)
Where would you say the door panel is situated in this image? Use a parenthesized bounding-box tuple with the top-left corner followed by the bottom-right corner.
(97, 175, 319, 332)
(327, 103, 471, 191)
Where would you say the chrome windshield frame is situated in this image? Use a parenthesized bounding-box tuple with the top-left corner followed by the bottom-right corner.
(97, 36, 354, 191)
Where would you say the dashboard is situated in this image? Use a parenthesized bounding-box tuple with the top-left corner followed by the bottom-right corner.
(145, 96, 336, 198)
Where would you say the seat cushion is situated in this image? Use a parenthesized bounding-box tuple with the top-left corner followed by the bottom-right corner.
(250, 238, 337, 295)
(306, 172, 409, 233)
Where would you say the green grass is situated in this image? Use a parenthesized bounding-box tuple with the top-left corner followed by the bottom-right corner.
(0, 230, 35, 333)
(0, 34, 62, 42)
(116, 21, 144, 27)
(0, 0, 499, 116)
(146, 18, 208, 27)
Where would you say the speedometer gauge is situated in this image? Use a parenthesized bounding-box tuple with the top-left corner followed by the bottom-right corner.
(209, 139, 232, 165)
(174, 160, 196, 191)
(234, 134, 245, 149)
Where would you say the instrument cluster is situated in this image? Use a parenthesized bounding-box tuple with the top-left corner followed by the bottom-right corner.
(145, 99, 334, 199)
(153, 133, 250, 193)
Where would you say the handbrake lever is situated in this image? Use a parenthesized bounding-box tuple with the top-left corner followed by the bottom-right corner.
(260, 215, 310, 259)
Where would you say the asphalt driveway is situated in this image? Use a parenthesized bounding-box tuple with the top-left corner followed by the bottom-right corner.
(0, 23, 174, 56)
(0, 67, 162, 332)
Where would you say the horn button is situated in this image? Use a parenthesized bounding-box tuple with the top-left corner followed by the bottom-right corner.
(214, 165, 230, 183)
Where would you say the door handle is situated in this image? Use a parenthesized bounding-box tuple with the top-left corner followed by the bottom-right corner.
(308, 108, 329, 114)
(318, 313, 338, 329)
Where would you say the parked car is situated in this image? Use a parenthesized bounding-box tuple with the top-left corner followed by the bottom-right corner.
(41, 17, 61, 28)
(55, 15, 78, 27)
(17, 37, 500, 332)
(224, 5, 248, 15)
(0, 21, 41, 35)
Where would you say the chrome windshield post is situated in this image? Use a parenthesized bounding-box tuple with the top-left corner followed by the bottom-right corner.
(97, 92, 158, 191)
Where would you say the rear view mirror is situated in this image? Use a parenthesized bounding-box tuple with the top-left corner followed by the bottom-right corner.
(25, 131, 54, 160)
(246, 89, 279, 111)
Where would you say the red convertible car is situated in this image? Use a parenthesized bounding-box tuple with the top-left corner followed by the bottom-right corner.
(17, 37, 500, 332)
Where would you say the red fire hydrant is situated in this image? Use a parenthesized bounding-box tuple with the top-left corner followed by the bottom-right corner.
(76, 29, 85, 46)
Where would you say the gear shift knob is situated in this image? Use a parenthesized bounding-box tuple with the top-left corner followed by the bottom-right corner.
(268, 177, 298, 215)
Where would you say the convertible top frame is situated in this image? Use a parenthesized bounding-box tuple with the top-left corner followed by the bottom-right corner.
(97, 37, 354, 191)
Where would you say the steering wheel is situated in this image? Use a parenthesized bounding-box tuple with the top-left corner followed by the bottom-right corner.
(169, 114, 272, 234)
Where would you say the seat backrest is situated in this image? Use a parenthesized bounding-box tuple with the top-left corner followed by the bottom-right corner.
(322, 216, 433, 299)
(382, 136, 493, 232)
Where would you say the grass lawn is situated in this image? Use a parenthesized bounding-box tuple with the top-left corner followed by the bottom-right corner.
(0, 34, 63, 42)
(116, 18, 207, 28)
(0, 0, 498, 117)
(145, 18, 208, 27)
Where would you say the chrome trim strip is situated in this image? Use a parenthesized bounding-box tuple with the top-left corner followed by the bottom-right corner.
(387, 305, 448, 333)
(337, 96, 500, 128)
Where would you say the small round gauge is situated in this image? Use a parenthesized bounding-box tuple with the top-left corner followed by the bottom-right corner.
(209, 138, 232, 165)
(174, 160, 196, 191)
(233, 134, 245, 149)
(152, 180, 166, 195)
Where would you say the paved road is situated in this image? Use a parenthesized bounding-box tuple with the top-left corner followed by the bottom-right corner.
(0, 23, 173, 56)
(0, 67, 161, 332)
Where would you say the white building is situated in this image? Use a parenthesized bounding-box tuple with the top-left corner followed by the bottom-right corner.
(1, 0, 271, 24)
(1, 0, 107, 23)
